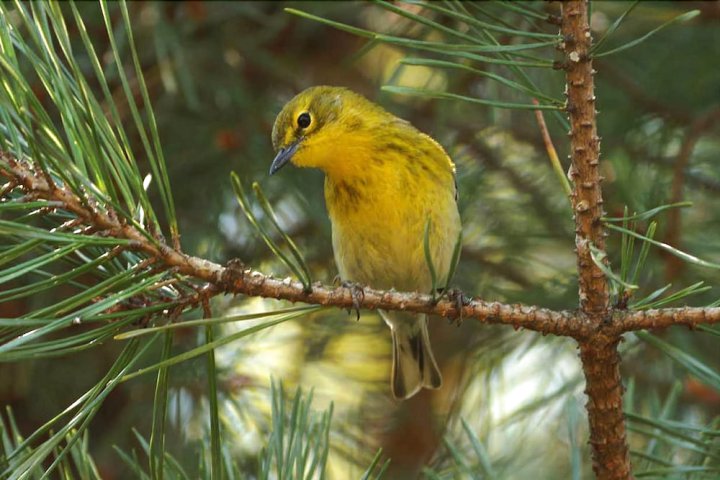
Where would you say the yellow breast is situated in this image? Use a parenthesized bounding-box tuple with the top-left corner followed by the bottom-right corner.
(324, 127, 461, 293)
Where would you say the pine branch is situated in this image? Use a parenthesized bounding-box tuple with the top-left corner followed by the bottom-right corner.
(562, 6, 609, 317)
(561, 2, 625, 478)
(4, 150, 720, 341)
(0, 150, 582, 335)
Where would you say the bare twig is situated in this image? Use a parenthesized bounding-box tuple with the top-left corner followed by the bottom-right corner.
(616, 307, 720, 332)
(533, 98, 573, 198)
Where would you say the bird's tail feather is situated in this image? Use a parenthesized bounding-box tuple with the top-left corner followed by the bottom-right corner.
(390, 316, 442, 400)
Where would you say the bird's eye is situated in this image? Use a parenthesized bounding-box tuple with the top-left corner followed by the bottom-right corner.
(297, 112, 311, 129)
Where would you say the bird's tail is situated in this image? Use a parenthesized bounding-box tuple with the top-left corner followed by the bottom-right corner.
(387, 313, 442, 400)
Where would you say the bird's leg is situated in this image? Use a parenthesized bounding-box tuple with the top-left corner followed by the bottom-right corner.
(337, 279, 365, 321)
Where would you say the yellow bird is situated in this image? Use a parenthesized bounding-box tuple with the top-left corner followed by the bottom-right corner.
(270, 86, 461, 399)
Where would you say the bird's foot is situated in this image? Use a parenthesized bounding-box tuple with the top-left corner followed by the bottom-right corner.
(443, 288, 471, 326)
(221, 258, 246, 292)
(340, 280, 365, 321)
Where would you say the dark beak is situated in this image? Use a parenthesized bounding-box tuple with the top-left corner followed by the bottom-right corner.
(269, 140, 301, 175)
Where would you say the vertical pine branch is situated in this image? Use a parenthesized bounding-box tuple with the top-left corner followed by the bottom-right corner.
(577, 337, 629, 479)
(563, 1, 609, 316)
(561, 1, 631, 479)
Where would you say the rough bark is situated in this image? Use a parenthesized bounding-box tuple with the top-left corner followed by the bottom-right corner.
(562, 0, 609, 316)
(561, 1, 630, 478)
(579, 336, 631, 479)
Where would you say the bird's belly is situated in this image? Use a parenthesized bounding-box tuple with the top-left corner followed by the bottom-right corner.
(332, 222, 426, 291)
(328, 193, 460, 294)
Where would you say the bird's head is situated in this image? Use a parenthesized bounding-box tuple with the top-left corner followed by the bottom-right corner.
(269, 86, 388, 176)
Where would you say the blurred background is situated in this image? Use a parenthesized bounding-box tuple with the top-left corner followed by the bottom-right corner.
(1, 1, 720, 478)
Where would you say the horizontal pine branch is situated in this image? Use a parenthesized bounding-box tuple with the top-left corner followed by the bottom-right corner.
(2, 152, 719, 342)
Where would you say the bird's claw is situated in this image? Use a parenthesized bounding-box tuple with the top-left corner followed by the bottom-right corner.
(341, 280, 365, 321)
(444, 288, 470, 326)
(222, 258, 246, 291)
